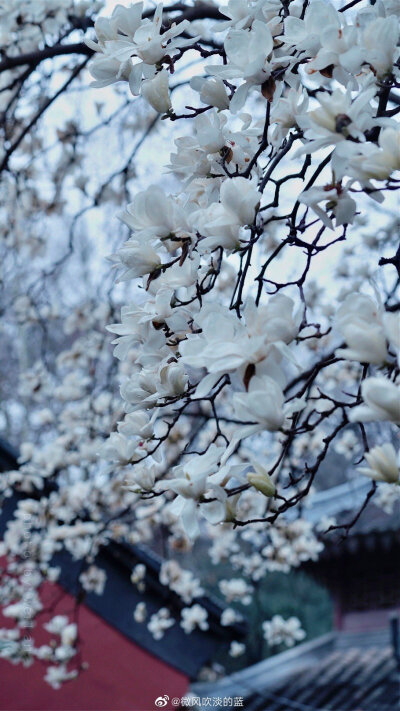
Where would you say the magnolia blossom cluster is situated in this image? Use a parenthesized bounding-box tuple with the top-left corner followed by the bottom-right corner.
(262, 615, 306, 648)
(84, 0, 399, 664)
(0, 0, 399, 689)
(137, 601, 209, 639)
(0, 610, 79, 690)
(91, 0, 399, 542)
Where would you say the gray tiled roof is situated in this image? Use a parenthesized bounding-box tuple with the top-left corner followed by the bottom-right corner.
(193, 630, 400, 711)
(245, 646, 400, 711)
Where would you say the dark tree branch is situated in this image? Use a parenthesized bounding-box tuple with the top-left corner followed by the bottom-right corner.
(0, 3, 227, 74)
(0, 42, 93, 73)
(0, 57, 90, 173)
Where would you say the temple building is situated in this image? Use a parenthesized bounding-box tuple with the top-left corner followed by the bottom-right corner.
(193, 480, 400, 711)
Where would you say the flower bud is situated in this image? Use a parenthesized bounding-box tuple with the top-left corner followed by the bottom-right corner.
(141, 70, 171, 114)
(247, 471, 276, 497)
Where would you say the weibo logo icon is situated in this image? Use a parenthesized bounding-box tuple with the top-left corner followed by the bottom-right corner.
(155, 695, 170, 707)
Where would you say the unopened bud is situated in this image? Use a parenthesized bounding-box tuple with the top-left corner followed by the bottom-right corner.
(247, 471, 276, 497)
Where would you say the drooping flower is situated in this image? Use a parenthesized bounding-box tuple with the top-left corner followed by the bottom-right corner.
(193, 177, 260, 252)
(299, 183, 356, 229)
(335, 294, 388, 365)
(180, 294, 300, 377)
(141, 70, 171, 114)
(207, 20, 274, 112)
(109, 240, 161, 281)
(357, 444, 399, 484)
(160, 445, 224, 539)
(283, 1, 341, 56)
(349, 377, 400, 424)
(190, 76, 230, 110)
(234, 375, 285, 431)
(347, 127, 400, 184)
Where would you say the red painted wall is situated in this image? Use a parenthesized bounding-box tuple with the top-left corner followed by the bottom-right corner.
(0, 583, 188, 711)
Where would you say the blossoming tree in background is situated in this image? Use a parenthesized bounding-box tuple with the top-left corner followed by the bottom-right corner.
(0, 0, 399, 687)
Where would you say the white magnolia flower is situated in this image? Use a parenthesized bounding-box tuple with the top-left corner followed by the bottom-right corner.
(194, 177, 259, 252)
(159, 562, 204, 604)
(120, 368, 159, 411)
(162, 445, 223, 539)
(110, 240, 161, 281)
(97, 4, 193, 95)
(133, 602, 147, 623)
(44, 665, 77, 690)
(60, 623, 77, 648)
(299, 183, 356, 229)
(112, 7, 188, 64)
(79, 566, 106, 596)
(305, 23, 361, 79)
(229, 641, 245, 657)
(263, 615, 305, 647)
(118, 410, 157, 440)
(335, 294, 388, 365)
(89, 55, 133, 89)
(44, 616, 69, 635)
(35, 645, 52, 661)
(118, 185, 181, 239)
(180, 604, 209, 634)
(219, 578, 253, 605)
(107, 307, 168, 361)
(335, 430, 360, 460)
(384, 311, 400, 366)
(124, 462, 158, 493)
(375, 482, 400, 514)
(215, 0, 272, 31)
(190, 76, 230, 110)
(362, 16, 399, 79)
(3, 600, 40, 621)
(193, 110, 226, 153)
(233, 376, 286, 432)
(148, 608, 175, 640)
(48, 522, 100, 541)
(201, 486, 241, 527)
(357, 443, 399, 484)
(297, 86, 376, 156)
(244, 294, 302, 346)
(347, 127, 400, 184)
(131, 563, 146, 592)
(284, 1, 341, 56)
(208, 20, 274, 112)
(157, 361, 188, 398)
(101, 432, 143, 464)
(141, 70, 171, 114)
(349, 377, 400, 424)
(181, 294, 300, 377)
(86, 5, 140, 89)
(221, 607, 241, 626)
(270, 87, 308, 145)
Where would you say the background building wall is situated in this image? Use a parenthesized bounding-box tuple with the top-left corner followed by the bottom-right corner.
(0, 582, 189, 711)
